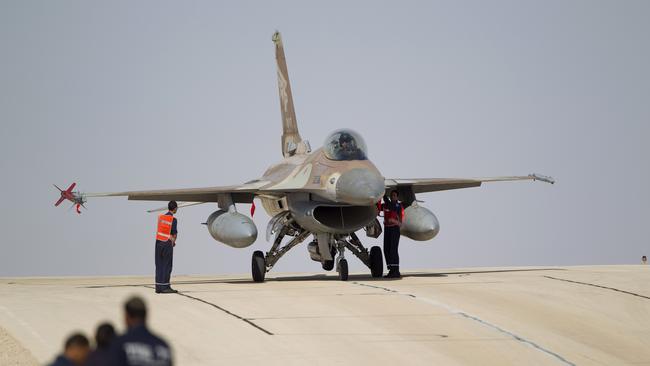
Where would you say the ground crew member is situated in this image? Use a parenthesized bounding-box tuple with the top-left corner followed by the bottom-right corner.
(48, 333, 90, 366)
(379, 190, 404, 278)
(155, 201, 178, 294)
(110, 296, 172, 366)
(643, 255, 647, 265)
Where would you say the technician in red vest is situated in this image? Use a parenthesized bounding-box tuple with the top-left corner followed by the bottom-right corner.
(155, 201, 178, 293)
(379, 190, 405, 278)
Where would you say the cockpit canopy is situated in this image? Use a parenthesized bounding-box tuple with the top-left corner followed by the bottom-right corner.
(323, 129, 368, 161)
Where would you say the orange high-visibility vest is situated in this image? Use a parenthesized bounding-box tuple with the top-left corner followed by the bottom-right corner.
(156, 214, 174, 241)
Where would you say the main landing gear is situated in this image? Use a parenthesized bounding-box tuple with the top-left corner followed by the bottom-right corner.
(252, 216, 311, 282)
(250, 217, 383, 282)
(251, 250, 266, 282)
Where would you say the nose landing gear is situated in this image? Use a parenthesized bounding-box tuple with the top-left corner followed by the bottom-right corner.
(337, 258, 349, 281)
(336, 242, 349, 281)
(331, 233, 382, 281)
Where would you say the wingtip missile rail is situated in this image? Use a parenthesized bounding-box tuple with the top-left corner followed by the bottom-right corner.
(530, 173, 555, 184)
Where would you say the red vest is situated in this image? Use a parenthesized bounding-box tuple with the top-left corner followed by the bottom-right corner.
(378, 201, 404, 227)
(156, 214, 174, 241)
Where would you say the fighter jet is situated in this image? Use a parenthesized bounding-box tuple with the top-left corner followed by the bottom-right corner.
(79, 32, 554, 282)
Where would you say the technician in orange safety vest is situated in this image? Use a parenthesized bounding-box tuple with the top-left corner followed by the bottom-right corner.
(378, 190, 405, 278)
(155, 201, 178, 294)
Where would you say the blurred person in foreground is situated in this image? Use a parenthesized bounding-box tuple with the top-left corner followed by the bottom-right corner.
(86, 322, 116, 366)
(110, 296, 173, 366)
(48, 333, 90, 366)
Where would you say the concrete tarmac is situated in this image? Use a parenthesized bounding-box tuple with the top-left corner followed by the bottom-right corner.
(1, 265, 649, 365)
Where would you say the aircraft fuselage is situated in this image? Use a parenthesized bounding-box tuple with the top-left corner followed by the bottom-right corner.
(257, 146, 384, 235)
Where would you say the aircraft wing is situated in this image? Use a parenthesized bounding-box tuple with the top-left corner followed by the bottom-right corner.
(86, 184, 258, 203)
(385, 173, 554, 194)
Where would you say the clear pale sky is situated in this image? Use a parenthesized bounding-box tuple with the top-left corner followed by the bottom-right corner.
(1, 1, 648, 276)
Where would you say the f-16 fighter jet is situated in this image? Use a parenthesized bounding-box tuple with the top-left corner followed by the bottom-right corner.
(76, 32, 554, 281)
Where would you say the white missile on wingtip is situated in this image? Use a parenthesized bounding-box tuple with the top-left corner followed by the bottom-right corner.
(530, 173, 555, 184)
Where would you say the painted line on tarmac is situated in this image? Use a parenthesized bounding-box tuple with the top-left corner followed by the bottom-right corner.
(543, 275, 650, 300)
(107, 284, 275, 336)
(174, 291, 274, 335)
(352, 282, 575, 366)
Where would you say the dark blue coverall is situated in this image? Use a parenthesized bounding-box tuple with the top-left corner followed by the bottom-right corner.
(109, 324, 172, 366)
(155, 212, 177, 292)
(381, 196, 403, 274)
(48, 355, 75, 366)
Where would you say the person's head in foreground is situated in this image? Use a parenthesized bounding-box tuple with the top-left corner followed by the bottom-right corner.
(94, 322, 116, 349)
(60, 333, 90, 365)
(124, 296, 147, 329)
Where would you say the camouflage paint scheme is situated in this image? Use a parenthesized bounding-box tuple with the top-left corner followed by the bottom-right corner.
(85, 32, 553, 281)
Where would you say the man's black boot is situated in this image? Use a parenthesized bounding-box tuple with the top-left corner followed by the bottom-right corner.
(384, 268, 401, 278)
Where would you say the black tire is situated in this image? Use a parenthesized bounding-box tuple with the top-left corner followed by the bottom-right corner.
(338, 259, 349, 281)
(369, 246, 383, 278)
(322, 260, 335, 271)
(252, 251, 266, 282)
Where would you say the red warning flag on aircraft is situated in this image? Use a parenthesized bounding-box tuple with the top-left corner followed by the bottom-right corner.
(250, 201, 256, 217)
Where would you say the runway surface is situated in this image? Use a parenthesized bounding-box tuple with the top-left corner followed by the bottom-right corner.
(1, 265, 649, 365)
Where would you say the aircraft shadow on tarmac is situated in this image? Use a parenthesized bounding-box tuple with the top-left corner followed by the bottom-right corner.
(251, 267, 564, 284)
(81, 268, 564, 288)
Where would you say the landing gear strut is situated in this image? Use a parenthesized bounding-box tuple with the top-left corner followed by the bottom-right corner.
(336, 242, 349, 281)
(337, 258, 349, 281)
(344, 233, 383, 279)
(251, 215, 310, 282)
(322, 233, 383, 281)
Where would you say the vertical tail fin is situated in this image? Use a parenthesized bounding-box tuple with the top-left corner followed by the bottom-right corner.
(273, 31, 303, 157)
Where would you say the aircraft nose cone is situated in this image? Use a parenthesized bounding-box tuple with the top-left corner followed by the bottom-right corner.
(336, 168, 385, 205)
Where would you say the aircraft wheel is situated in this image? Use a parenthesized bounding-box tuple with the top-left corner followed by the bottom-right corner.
(252, 251, 266, 282)
(322, 260, 334, 271)
(338, 259, 349, 281)
(369, 246, 383, 278)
